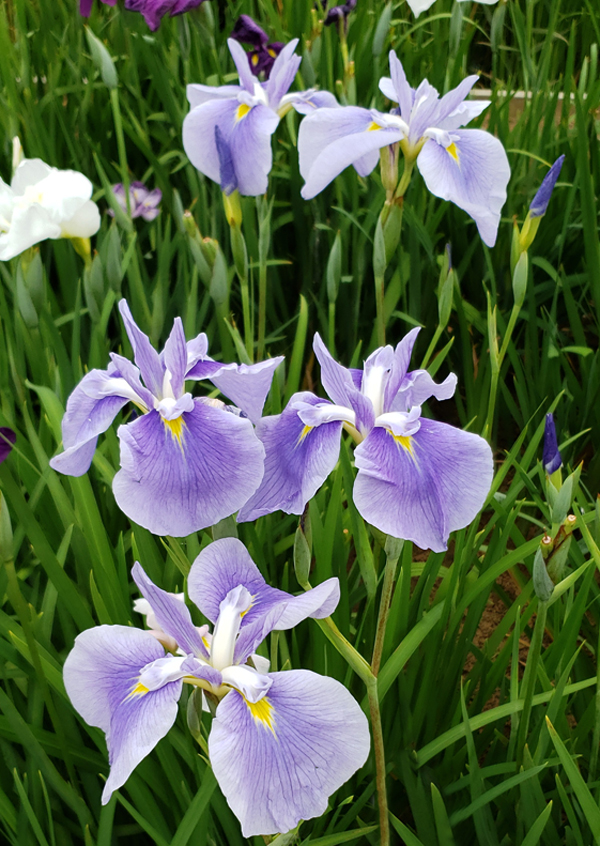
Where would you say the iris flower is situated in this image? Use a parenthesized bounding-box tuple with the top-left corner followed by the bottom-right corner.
(298, 50, 510, 247)
(239, 330, 493, 552)
(64, 538, 370, 835)
(230, 15, 283, 79)
(108, 181, 162, 221)
(182, 39, 337, 196)
(50, 299, 282, 536)
(80, 0, 205, 30)
(0, 158, 100, 261)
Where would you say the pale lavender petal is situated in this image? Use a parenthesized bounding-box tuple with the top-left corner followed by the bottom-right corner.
(63, 625, 182, 804)
(209, 670, 370, 837)
(416, 129, 510, 248)
(391, 369, 457, 412)
(291, 89, 340, 115)
(186, 83, 243, 109)
(132, 563, 208, 659)
(186, 357, 283, 423)
(183, 98, 241, 187)
(49, 368, 143, 477)
(230, 104, 279, 195)
(138, 188, 162, 221)
(182, 656, 223, 688)
(353, 419, 493, 552)
(299, 107, 401, 199)
(227, 38, 257, 94)
(113, 399, 265, 536)
(313, 332, 358, 407)
(162, 317, 188, 398)
(118, 300, 164, 398)
(437, 100, 490, 131)
(266, 39, 301, 108)
(434, 75, 480, 126)
(382, 327, 421, 412)
(107, 354, 155, 410)
(237, 393, 342, 522)
(185, 332, 210, 372)
(387, 51, 414, 121)
(188, 537, 339, 634)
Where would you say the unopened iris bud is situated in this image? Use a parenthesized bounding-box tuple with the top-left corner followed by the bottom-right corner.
(543, 413, 562, 475)
(379, 143, 399, 195)
(519, 155, 565, 252)
(540, 534, 554, 559)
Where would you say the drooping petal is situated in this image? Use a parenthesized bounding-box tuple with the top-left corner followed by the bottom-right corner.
(60, 200, 100, 238)
(118, 299, 165, 398)
(186, 83, 243, 109)
(229, 104, 279, 195)
(266, 39, 301, 109)
(237, 393, 342, 522)
(416, 129, 510, 248)
(183, 98, 241, 187)
(132, 563, 208, 659)
(230, 14, 269, 49)
(353, 419, 493, 552)
(0, 203, 60, 261)
(186, 356, 283, 424)
(209, 669, 370, 837)
(299, 107, 402, 199)
(289, 89, 340, 115)
(113, 399, 265, 536)
(49, 368, 144, 477)
(63, 625, 182, 804)
(188, 537, 340, 632)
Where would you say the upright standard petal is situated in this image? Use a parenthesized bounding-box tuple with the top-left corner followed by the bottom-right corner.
(63, 626, 182, 804)
(186, 357, 283, 424)
(313, 332, 359, 408)
(237, 393, 342, 522)
(416, 129, 510, 248)
(132, 563, 208, 659)
(188, 538, 340, 633)
(209, 670, 370, 836)
(119, 300, 165, 398)
(353, 419, 493, 551)
(265, 39, 301, 109)
(113, 399, 265, 536)
(299, 107, 402, 199)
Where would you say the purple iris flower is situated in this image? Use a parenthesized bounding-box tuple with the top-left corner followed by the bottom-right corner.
(323, 0, 357, 27)
(124, 0, 205, 30)
(239, 330, 493, 552)
(182, 39, 338, 196)
(529, 155, 565, 218)
(0, 428, 16, 464)
(108, 182, 162, 221)
(543, 413, 562, 474)
(298, 50, 511, 247)
(49, 299, 283, 536)
(63, 538, 370, 835)
(230, 15, 283, 79)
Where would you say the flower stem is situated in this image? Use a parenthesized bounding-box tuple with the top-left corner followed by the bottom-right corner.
(367, 678, 390, 846)
(372, 538, 403, 676)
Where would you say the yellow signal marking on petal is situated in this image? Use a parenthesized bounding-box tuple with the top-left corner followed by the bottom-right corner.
(126, 681, 149, 700)
(446, 142, 459, 163)
(251, 53, 259, 66)
(163, 416, 186, 445)
(268, 48, 276, 58)
(390, 432, 414, 454)
(296, 424, 313, 446)
(236, 103, 252, 121)
(246, 696, 276, 734)
(367, 121, 381, 131)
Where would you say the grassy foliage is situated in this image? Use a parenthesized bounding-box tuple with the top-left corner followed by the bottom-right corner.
(1, 0, 600, 843)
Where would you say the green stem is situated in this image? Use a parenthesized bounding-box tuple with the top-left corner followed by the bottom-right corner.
(515, 600, 547, 768)
(375, 271, 386, 348)
(109, 88, 130, 216)
(372, 540, 402, 676)
(484, 301, 520, 440)
(367, 679, 390, 846)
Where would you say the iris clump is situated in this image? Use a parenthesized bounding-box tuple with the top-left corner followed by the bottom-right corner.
(63, 538, 369, 836)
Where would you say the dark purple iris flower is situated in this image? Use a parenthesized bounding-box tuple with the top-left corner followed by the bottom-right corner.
(0, 428, 16, 464)
(230, 15, 283, 79)
(323, 0, 357, 26)
(79, 0, 205, 30)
